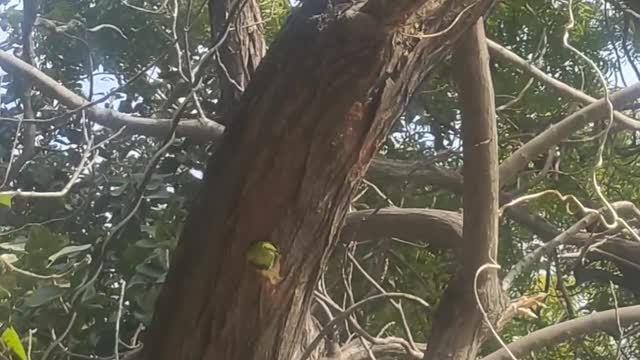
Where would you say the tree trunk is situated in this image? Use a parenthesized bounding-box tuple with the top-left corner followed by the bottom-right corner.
(423, 19, 507, 359)
(143, 1, 494, 359)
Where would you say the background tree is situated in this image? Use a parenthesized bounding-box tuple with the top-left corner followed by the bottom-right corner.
(0, 0, 639, 359)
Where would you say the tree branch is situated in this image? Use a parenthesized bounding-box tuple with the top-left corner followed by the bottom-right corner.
(0, 50, 225, 142)
(502, 200, 640, 290)
(498, 82, 640, 189)
(2, 0, 38, 186)
(300, 293, 428, 360)
(481, 305, 640, 360)
(424, 19, 506, 360)
(342, 208, 463, 253)
(367, 157, 463, 192)
(487, 39, 640, 130)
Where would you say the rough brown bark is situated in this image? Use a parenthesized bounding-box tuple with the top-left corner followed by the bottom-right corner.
(143, 1, 494, 359)
(423, 19, 506, 359)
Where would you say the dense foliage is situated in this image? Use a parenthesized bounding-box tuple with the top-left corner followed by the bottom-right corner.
(0, 0, 639, 359)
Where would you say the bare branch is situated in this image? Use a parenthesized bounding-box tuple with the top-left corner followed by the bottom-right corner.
(0, 50, 225, 142)
(498, 82, 640, 189)
(2, 0, 39, 187)
(346, 252, 428, 351)
(487, 39, 640, 130)
(42, 313, 78, 360)
(342, 208, 462, 253)
(502, 200, 640, 290)
(367, 156, 463, 192)
(301, 293, 428, 360)
(115, 280, 127, 360)
(424, 19, 506, 360)
(481, 305, 640, 360)
(0, 118, 95, 199)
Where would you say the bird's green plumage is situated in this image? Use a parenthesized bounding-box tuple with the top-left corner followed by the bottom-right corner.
(246, 241, 279, 270)
(246, 241, 282, 285)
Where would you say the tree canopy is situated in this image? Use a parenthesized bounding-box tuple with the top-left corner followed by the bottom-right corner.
(0, 0, 640, 359)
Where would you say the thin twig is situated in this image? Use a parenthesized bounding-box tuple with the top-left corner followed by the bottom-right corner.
(41, 312, 78, 360)
(0, 217, 69, 237)
(610, 282, 624, 360)
(561, 0, 640, 245)
(0, 115, 25, 189)
(347, 253, 427, 351)
(362, 179, 396, 207)
(27, 329, 35, 360)
(0, 254, 89, 279)
(123, 0, 170, 14)
(302, 293, 427, 360)
(502, 211, 597, 290)
(500, 190, 640, 242)
(0, 121, 95, 199)
(474, 263, 518, 360)
(115, 279, 127, 360)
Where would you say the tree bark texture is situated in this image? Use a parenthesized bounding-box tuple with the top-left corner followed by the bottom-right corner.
(423, 19, 506, 360)
(143, 1, 494, 359)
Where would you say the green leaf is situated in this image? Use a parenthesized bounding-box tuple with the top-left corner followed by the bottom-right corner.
(0, 194, 13, 208)
(24, 285, 66, 307)
(135, 263, 166, 281)
(1, 326, 27, 360)
(47, 244, 92, 267)
(26, 225, 68, 256)
(135, 239, 172, 249)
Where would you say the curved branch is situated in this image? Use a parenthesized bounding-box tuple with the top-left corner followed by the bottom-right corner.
(367, 157, 463, 192)
(481, 305, 640, 360)
(498, 82, 640, 188)
(487, 39, 640, 130)
(424, 19, 506, 360)
(300, 293, 428, 360)
(342, 208, 462, 252)
(502, 200, 640, 290)
(0, 50, 225, 142)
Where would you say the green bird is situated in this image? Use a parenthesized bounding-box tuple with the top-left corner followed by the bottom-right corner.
(246, 241, 282, 285)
